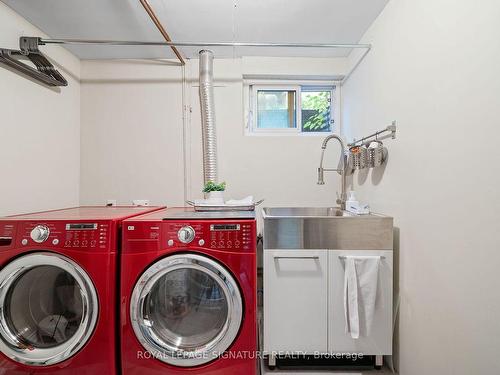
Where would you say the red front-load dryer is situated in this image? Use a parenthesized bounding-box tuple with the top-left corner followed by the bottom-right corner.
(0, 206, 163, 374)
(121, 208, 258, 375)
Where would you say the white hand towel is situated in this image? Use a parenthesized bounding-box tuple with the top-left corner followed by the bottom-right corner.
(343, 256, 381, 339)
(193, 199, 216, 206)
(225, 196, 254, 206)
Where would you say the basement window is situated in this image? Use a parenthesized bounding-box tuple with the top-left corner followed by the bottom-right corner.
(246, 84, 336, 135)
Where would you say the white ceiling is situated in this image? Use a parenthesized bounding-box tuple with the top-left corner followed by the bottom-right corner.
(2, 0, 388, 59)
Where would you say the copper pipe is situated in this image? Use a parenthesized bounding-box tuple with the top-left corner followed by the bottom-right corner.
(139, 0, 185, 65)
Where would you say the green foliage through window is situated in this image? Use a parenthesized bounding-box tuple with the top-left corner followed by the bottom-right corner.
(301, 90, 332, 132)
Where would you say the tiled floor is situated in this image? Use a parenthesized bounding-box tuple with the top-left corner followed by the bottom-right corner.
(260, 359, 394, 375)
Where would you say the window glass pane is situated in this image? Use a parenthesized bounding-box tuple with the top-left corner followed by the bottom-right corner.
(257, 90, 296, 129)
(301, 89, 332, 132)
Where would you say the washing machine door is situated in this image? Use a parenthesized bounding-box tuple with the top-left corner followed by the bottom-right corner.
(130, 253, 243, 367)
(0, 252, 98, 366)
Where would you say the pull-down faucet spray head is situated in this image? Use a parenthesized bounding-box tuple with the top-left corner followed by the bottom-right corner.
(317, 145, 327, 185)
(317, 166, 325, 185)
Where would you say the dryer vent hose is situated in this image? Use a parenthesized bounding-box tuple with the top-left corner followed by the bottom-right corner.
(199, 50, 218, 185)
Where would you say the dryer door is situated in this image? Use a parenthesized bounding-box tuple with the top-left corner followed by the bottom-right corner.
(130, 253, 243, 367)
(0, 252, 98, 366)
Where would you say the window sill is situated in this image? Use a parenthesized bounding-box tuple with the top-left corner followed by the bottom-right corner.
(244, 131, 336, 137)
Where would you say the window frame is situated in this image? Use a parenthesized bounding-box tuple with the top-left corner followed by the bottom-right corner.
(245, 81, 338, 136)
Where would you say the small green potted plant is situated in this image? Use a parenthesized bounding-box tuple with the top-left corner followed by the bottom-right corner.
(203, 181, 226, 204)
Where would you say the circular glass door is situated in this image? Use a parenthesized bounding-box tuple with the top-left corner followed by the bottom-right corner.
(130, 254, 243, 367)
(0, 253, 98, 366)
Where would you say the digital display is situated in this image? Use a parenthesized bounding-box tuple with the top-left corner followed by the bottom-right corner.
(66, 223, 98, 230)
(210, 224, 240, 231)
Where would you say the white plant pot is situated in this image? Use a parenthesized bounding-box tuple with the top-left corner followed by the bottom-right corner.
(207, 191, 224, 204)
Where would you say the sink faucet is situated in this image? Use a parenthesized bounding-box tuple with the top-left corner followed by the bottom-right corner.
(317, 135, 349, 210)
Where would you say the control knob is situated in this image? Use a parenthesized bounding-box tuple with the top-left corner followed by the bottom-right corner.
(177, 226, 195, 244)
(30, 225, 50, 243)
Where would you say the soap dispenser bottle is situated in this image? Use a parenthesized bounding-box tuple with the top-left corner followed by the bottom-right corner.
(345, 191, 359, 213)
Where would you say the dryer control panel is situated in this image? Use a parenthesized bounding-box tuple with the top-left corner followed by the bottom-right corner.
(163, 220, 256, 252)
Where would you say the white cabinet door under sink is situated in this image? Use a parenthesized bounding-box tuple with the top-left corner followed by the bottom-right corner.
(264, 249, 328, 354)
(328, 250, 393, 355)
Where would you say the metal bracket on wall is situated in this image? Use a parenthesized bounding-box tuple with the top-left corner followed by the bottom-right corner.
(0, 37, 67, 87)
(348, 121, 397, 147)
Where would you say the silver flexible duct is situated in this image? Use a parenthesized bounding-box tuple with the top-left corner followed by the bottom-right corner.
(199, 50, 218, 184)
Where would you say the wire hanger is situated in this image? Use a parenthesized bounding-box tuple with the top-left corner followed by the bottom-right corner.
(0, 37, 67, 87)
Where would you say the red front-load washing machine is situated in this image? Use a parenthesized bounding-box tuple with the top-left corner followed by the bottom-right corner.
(121, 208, 258, 375)
(0, 206, 163, 375)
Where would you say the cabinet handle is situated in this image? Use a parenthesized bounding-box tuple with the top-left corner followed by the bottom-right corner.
(274, 256, 320, 260)
(338, 255, 385, 259)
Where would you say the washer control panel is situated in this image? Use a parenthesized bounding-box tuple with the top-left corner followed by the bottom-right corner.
(165, 220, 256, 252)
(62, 223, 107, 249)
(0, 222, 16, 249)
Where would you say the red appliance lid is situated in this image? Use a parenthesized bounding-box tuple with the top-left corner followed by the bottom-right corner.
(124, 207, 256, 221)
(5, 206, 164, 221)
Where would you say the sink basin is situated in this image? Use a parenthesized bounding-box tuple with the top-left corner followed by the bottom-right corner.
(262, 207, 393, 250)
(263, 207, 352, 218)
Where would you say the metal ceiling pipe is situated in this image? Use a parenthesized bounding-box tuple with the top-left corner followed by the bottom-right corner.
(39, 38, 372, 49)
(199, 50, 218, 185)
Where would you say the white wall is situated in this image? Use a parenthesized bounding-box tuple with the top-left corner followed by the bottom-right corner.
(80, 56, 348, 210)
(80, 59, 185, 207)
(4, 1, 500, 372)
(0, 2, 81, 216)
(342, 0, 500, 374)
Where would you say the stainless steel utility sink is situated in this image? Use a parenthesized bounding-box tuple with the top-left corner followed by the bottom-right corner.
(263, 207, 353, 218)
(262, 207, 393, 250)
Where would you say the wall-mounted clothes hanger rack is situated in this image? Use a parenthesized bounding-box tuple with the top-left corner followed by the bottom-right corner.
(0, 37, 68, 87)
